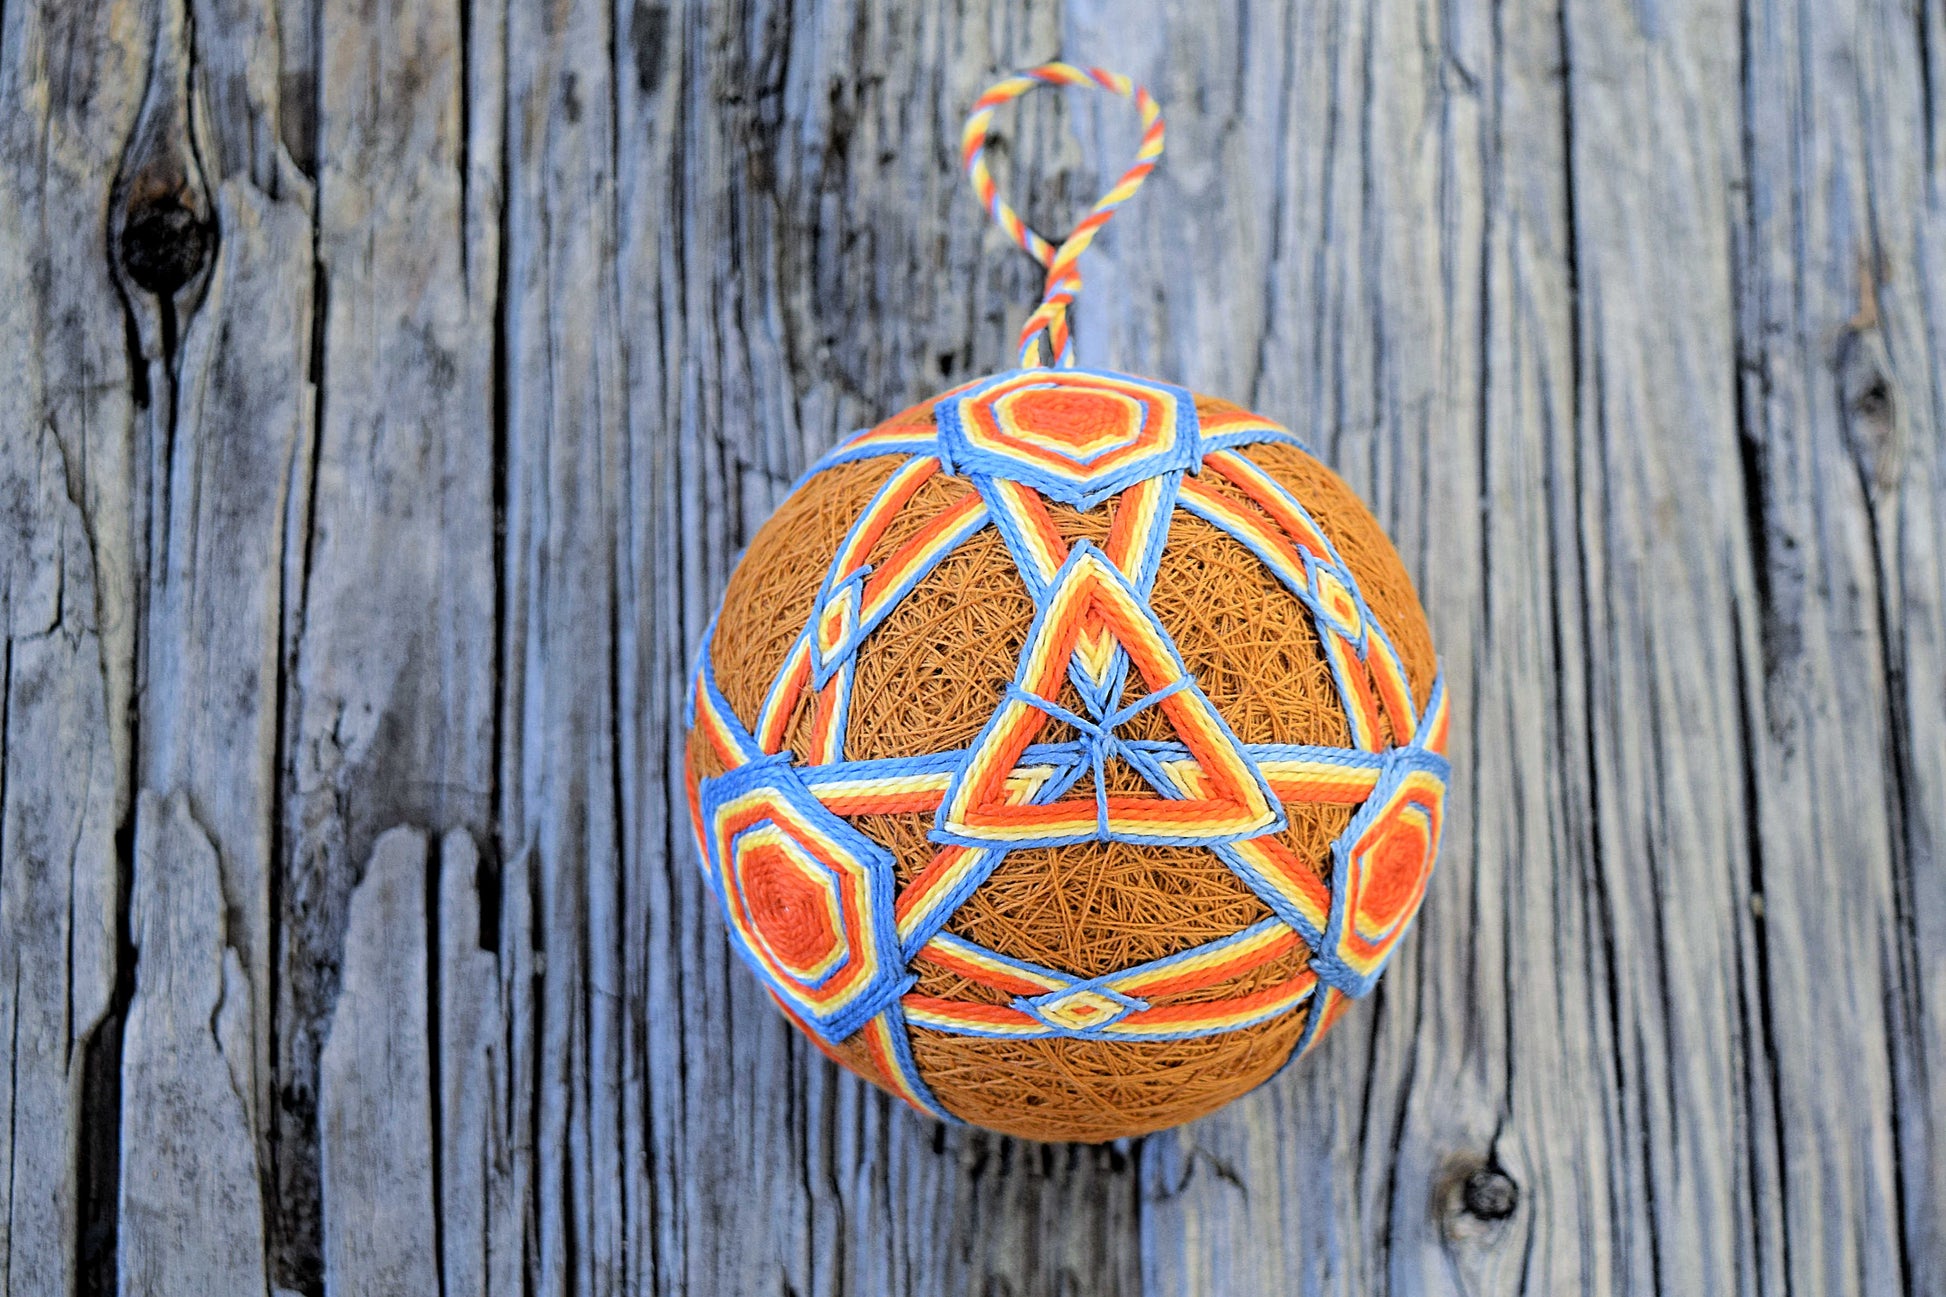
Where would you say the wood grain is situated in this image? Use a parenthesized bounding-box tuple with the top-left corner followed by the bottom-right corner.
(117, 792, 267, 1296)
(0, 0, 1940, 1293)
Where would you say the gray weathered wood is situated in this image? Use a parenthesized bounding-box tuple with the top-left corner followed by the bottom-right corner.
(117, 791, 267, 1295)
(318, 827, 440, 1295)
(431, 828, 524, 1297)
(0, 5, 145, 1293)
(0, 0, 1941, 1294)
(0, 422, 120, 1296)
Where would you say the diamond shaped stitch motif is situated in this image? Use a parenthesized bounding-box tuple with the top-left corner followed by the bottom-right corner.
(1305, 554, 1367, 650)
(1019, 984, 1147, 1033)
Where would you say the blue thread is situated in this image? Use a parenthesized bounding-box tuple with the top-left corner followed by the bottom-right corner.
(694, 623, 766, 764)
(794, 437, 938, 492)
(892, 845, 1007, 962)
(753, 624, 813, 747)
(1412, 672, 1448, 749)
(974, 470, 1058, 602)
(1123, 470, 1184, 595)
(1211, 840, 1331, 952)
(1198, 426, 1316, 458)
(925, 930, 1074, 987)
(1269, 984, 1336, 1080)
(873, 1000, 963, 1122)
(1176, 487, 1341, 627)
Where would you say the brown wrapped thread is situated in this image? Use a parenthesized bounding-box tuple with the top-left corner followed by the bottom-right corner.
(697, 394, 1435, 1142)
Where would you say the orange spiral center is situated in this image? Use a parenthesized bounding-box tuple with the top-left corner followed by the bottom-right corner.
(740, 842, 842, 976)
(1358, 807, 1433, 930)
(1008, 388, 1135, 453)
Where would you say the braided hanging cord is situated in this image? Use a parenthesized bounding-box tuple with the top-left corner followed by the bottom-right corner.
(961, 63, 1166, 368)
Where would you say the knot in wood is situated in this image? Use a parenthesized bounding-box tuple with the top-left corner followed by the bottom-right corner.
(1850, 374, 1893, 425)
(1460, 1167, 1519, 1221)
(118, 196, 211, 296)
(1835, 325, 1905, 496)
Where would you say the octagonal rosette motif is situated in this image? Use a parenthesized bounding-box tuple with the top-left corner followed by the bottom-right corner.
(696, 753, 908, 1042)
(1314, 744, 1450, 994)
(935, 368, 1200, 509)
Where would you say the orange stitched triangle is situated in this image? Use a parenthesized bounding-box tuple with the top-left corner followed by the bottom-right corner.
(934, 544, 1282, 848)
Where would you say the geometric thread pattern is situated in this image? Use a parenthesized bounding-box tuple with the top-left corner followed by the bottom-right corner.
(937, 369, 1198, 508)
(693, 753, 909, 1043)
(932, 541, 1284, 850)
(689, 366, 1450, 1124)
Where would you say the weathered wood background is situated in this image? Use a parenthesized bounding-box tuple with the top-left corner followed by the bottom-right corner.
(0, 0, 1941, 1292)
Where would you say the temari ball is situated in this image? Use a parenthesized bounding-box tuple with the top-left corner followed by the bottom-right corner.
(686, 368, 1449, 1143)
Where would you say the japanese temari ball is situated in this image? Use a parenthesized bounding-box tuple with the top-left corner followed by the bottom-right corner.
(685, 367, 1450, 1142)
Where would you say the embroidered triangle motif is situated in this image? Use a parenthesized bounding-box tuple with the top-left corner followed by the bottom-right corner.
(933, 542, 1285, 848)
(981, 473, 1177, 716)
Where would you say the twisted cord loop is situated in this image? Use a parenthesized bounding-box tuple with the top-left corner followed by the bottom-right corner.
(961, 63, 1165, 368)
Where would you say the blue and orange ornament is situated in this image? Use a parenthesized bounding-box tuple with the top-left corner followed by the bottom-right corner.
(687, 63, 1452, 1141)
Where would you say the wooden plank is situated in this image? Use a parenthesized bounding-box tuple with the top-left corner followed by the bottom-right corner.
(117, 0, 317, 1266)
(318, 827, 440, 1295)
(495, 1, 631, 1287)
(0, 426, 122, 1295)
(0, 3, 153, 1290)
(1738, 3, 1946, 1292)
(431, 828, 523, 1297)
(316, 823, 530, 1295)
(135, 160, 316, 1149)
(100, 0, 319, 1290)
(1538, 5, 1756, 1290)
(275, 0, 501, 1282)
(116, 790, 267, 1296)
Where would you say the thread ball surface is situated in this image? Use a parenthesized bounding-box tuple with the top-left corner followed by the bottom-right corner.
(691, 381, 1441, 1141)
